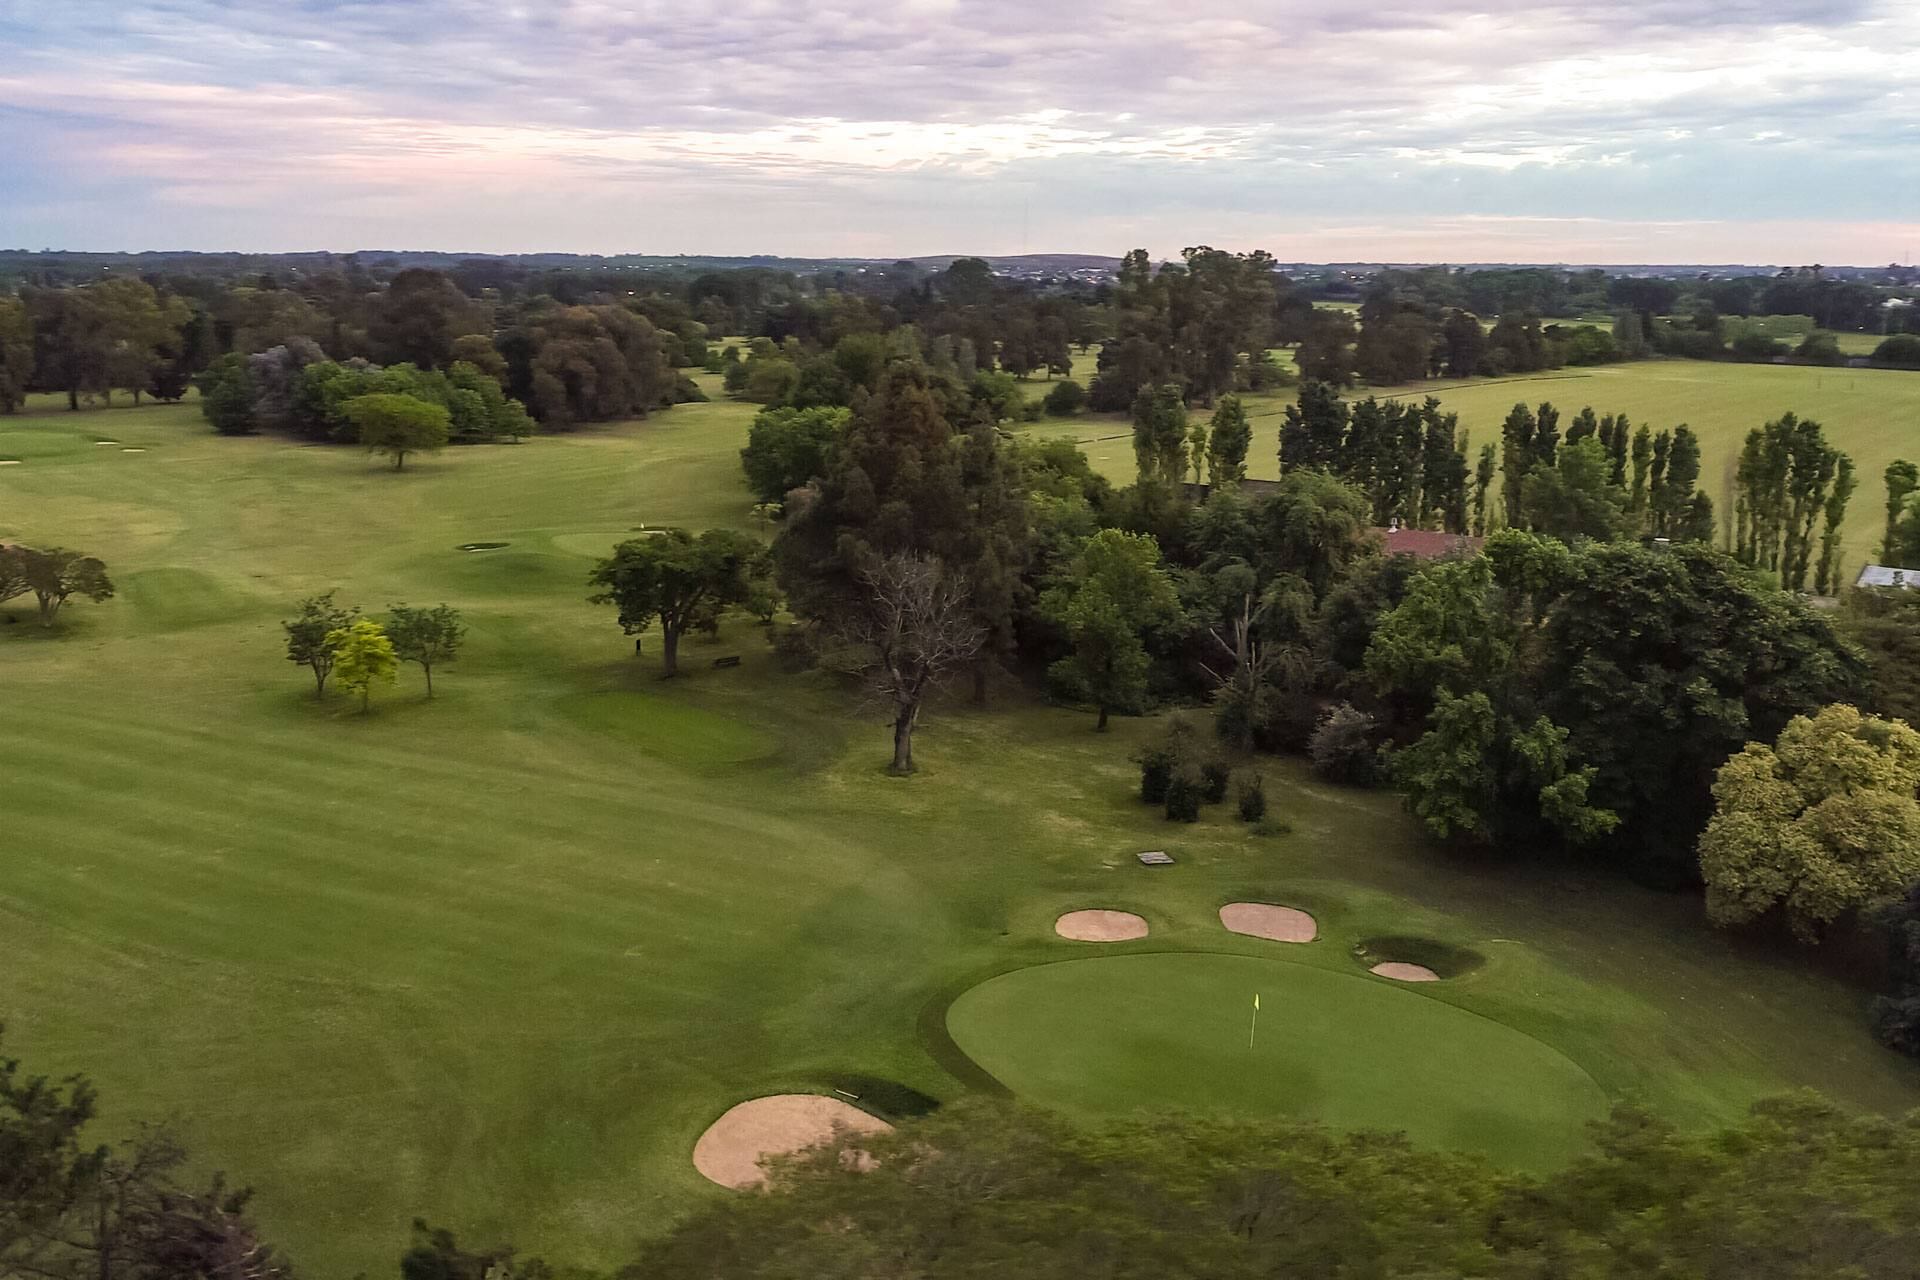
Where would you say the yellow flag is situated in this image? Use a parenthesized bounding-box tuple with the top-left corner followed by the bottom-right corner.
(1253, 993, 1261, 1010)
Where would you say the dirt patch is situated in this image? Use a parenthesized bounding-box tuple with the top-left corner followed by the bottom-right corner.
(1220, 902, 1316, 943)
(1371, 961, 1440, 982)
(1055, 909, 1149, 942)
(693, 1094, 892, 1189)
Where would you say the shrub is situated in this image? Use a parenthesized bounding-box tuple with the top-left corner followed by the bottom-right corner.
(1044, 380, 1088, 416)
(1234, 770, 1267, 822)
(1139, 750, 1174, 805)
(1729, 330, 1785, 361)
(1871, 883, 1920, 1058)
(1795, 333, 1845, 366)
(1200, 759, 1232, 803)
(1872, 334, 1920, 367)
(1309, 702, 1380, 786)
(1139, 714, 1222, 814)
(1164, 763, 1205, 822)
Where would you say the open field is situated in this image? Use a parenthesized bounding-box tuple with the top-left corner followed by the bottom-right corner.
(5, 376, 1920, 1274)
(1021, 357, 1920, 570)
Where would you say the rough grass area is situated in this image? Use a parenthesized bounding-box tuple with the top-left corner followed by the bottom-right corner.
(947, 952, 1610, 1169)
(3, 374, 1918, 1274)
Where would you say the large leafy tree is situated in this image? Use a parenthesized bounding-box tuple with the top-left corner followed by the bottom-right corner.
(1366, 533, 1861, 874)
(11, 547, 114, 627)
(1535, 540, 1864, 879)
(1204, 395, 1251, 486)
(773, 362, 1031, 697)
(195, 354, 256, 435)
(283, 591, 358, 697)
(327, 619, 398, 712)
(1700, 704, 1920, 940)
(1042, 529, 1182, 730)
(1521, 434, 1628, 542)
(367, 268, 487, 369)
(589, 528, 769, 676)
(1130, 383, 1188, 487)
(1841, 586, 1920, 724)
(740, 406, 849, 506)
(345, 393, 451, 470)
(0, 294, 33, 413)
(1, 1033, 291, 1280)
(385, 603, 466, 698)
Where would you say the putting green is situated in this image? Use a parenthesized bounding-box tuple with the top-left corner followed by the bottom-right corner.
(948, 952, 1609, 1169)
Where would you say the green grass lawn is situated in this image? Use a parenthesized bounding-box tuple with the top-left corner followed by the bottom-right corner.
(949, 952, 1609, 1169)
(1021, 358, 1920, 570)
(4, 378, 1919, 1274)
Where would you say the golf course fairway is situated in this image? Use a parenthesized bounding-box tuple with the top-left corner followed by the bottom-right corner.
(948, 952, 1609, 1169)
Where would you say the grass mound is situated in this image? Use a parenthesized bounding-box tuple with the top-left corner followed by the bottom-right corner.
(948, 952, 1607, 1169)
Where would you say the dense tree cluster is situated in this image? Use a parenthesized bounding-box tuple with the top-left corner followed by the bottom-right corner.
(1280, 381, 1471, 530)
(1500, 402, 1716, 545)
(1730, 413, 1855, 593)
(13, 1031, 1920, 1280)
(281, 593, 463, 704)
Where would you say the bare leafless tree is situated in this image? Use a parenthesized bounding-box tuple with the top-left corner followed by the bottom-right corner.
(837, 554, 985, 774)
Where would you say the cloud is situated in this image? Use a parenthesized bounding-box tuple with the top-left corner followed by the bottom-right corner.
(0, 0, 1914, 260)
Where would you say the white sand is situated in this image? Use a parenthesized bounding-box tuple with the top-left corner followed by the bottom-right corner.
(1371, 961, 1440, 982)
(1219, 902, 1317, 943)
(692, 1095, 892, 1190)
(1055, 909, 1149, 941)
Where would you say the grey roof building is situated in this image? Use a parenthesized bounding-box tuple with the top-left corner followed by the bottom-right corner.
(1857, 564, 1920, 589)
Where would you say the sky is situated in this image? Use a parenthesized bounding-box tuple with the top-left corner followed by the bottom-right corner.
(1, 1, 1916, 264)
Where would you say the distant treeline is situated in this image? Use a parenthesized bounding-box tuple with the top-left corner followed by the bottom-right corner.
(4, 250, 1916, 426)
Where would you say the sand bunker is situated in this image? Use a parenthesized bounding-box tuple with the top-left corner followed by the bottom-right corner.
(95, 440, 120, 446)
(1220, 902, 1317, 943)
(0, 460, 21, 466)
(1370, 961, 1440, 982)
(693, 1094, 892, 1189)
(1055, 909, 1149, 942)
(120, 448, 146, 453)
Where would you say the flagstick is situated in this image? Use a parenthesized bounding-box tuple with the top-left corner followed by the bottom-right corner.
(1249, 994, 1260, 1050)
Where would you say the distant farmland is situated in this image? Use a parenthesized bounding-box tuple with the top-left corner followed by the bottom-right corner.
(1021, 357, 1920, 573)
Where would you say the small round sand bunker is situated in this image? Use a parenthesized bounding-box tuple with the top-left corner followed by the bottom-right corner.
(693, 1094, 892, 1189)
(1220, 902, 1316, 943)
(1371, 961, 1440, 982)
(1055, 909, 1149, 942)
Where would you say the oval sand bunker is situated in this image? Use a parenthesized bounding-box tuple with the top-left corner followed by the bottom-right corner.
(1055, 909, 1148, 942)
(1371, 961, 1440, 982)
(693, 1095, 891, 1189)
(1220, 902, 1316, 943)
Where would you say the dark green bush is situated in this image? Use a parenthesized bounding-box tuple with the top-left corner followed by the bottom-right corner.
(1234, 770, 1267, 822)
(1164, 763, 1205, 822)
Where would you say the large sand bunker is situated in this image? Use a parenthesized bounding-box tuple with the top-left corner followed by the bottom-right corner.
(1370, 961, 1440, 982)
(1220, 902, 1317, 943)
(693, 1094, 892, 1189)
(1055, 909, 1149, 942)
